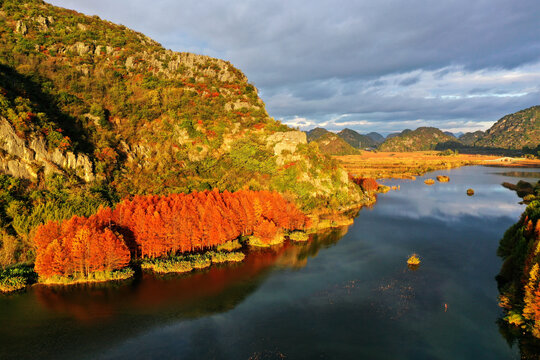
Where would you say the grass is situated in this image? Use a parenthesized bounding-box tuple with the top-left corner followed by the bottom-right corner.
(309, 217, 355, 232)
(247, 233, 285, 247)
(335, 151, 500, 179)
(40, 268, 134, 285)
(141, 259, 193, 274)
(0, 276, 26, 293)
(216, 239, 242, 252)
(141, 251, 246, 274)
(288, 231, 310, 242)
(208, 251, 245, 263)
(0, 264, 38, 293)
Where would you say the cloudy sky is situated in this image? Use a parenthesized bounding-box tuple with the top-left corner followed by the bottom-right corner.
(49, 0, 540, 135)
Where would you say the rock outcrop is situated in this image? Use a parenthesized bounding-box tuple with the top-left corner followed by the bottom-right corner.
(0, 118, 94, 182)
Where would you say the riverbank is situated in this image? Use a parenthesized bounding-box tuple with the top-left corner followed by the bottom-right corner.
(0, 181, 383, 292)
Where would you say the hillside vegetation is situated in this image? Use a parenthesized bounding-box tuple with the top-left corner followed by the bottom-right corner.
(338, 128, 377, 148)
(476, 106, 539, 150)
(378, 127, 456, 152)
(310, 132, 360, 156)
(0, 0, 369, 270)
(306, 127, 331, 142)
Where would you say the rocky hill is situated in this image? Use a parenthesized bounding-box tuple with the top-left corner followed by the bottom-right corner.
(337, 128, 376, 148)
(0, 0, 368, 265)
(475, 106, 539, 149)
(378, 127, 455, 152)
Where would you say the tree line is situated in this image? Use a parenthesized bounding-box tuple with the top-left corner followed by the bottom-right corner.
(34, 189, 310, 279)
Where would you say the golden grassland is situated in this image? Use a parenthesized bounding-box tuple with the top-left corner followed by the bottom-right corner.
(335, 151, 540, 179)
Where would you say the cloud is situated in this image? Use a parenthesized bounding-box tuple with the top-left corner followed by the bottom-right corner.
(49, 0, 540, 133)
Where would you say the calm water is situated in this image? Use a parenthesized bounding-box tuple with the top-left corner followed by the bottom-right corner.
(1, 165, 539, 360)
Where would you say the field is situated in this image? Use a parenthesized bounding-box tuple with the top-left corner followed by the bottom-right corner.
(334, 151, 537, 179)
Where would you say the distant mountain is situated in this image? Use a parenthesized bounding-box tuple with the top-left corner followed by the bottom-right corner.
(459, 131, 485, 146)
(386, 129, 412, 139)
(306, 127, 330, 142)
(337, 128, 376, 148)
(475, 106, 539, 150)
(378, 127, 456, 152)
(366, 132, 385, 144)
(311, 132, 360, 156)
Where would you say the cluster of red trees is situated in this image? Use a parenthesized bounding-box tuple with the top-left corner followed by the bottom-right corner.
(34, 215, 131, 279)
(350, 176, 379, 192)
(34, 189, 310, 279)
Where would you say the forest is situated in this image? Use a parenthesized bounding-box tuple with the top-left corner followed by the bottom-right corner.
(32, 189, 310, 282)
(497, 180, 540, 339)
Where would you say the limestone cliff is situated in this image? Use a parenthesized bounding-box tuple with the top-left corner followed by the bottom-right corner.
(0, 118, 94, 181)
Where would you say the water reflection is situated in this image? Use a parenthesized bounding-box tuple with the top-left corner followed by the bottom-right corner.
(493, 171, 540, 179)
(33, 227, 350, 323)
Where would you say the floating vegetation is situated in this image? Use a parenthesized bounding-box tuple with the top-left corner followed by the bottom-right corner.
(288, 231, 310, 242)
(467, 188, 475, 196)
(407, 253, 421, 266)
(437, 175, 450, 182)
(141, 251, 245, 274)
(424, 179, 435, 185)
(208, 251, 245, 263)
(247, 233, 285, 247)
(216, 240, 242, 252)
(40, 268, 134, 285)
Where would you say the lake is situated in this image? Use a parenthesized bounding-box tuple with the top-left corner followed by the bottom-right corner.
(1, 165, 539, 360)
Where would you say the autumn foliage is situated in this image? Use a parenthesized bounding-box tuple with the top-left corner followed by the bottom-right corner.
(34, 215, 130, 279)
(350, 176, 379, 192)
(34, 190, 310, 279)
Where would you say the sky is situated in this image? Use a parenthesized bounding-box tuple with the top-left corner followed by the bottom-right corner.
(48, 0, 540, 135)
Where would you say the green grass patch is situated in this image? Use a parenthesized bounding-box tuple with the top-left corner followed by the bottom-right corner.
(247, 233, 285, 247)
(208, 251, 245, 263)
(288, 231, 309, 242)
(0, 264, 37, 293)
(216, 239, 242, 252)
(40, 268, 134, 285)
(141, 250, 246, 274)
(141, 259, 193, 274)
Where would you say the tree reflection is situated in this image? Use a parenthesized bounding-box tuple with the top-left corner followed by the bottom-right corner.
(34, 226, 350, 322)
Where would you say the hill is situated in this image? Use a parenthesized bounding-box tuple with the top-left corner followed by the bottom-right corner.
(475, 106, 539, 149)
(306, 127, 330, 142)
(366, 132, 385, 144)
(311, 132, 360, 156)
(444, 131, 457, 138)
(378, 127, 456, 152)
(459, 131, 485, 146)
(386, 129, 412, 139)
(337, 128, 376, 148)
(0, 0, 368, 267)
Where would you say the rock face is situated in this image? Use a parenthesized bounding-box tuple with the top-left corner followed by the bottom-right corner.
(267, 131, 307, 156)
(0, 118, 94, 182)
